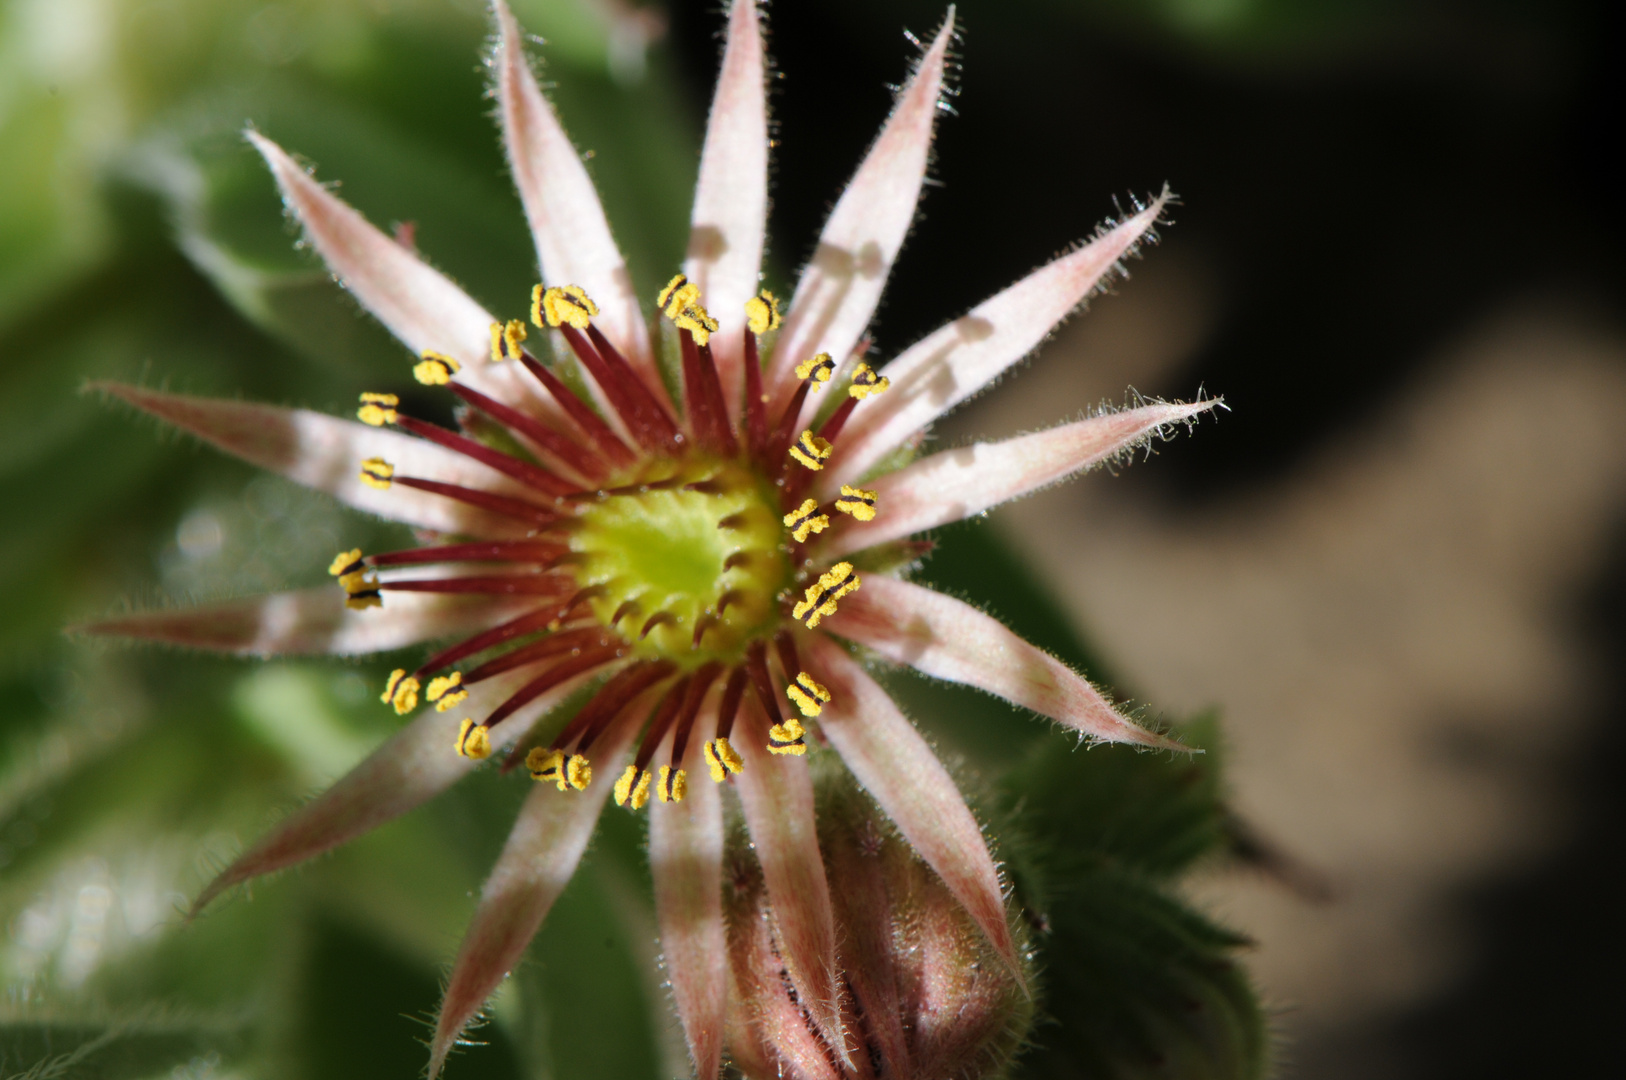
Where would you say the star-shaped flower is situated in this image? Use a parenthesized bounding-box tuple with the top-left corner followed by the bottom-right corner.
(85, 2, 1216, 1075)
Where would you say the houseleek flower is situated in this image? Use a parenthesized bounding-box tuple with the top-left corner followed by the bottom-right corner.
(86, 1, 1215, 1075)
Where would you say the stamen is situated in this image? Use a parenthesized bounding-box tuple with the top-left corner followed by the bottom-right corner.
(791, 562, 861, 628)
(359, 457, 394, 489)
(848, 362, 891, 399)
(481, 644, 626, 731)
(669, 662, 721, 771)
(381, 669, 421, 715)
(463, 627, 613, 684)
(380, 574, 576, 597)
(539, 659, 677, 765)
(657, 274, 720, 346)
(366, 539, 567, 569)
(392, 415, 578, 497)
(615, 765, 653, 809)
(716, 666, 747, 741)
(447, 382, 607, 483)
(356, 392, 399, 427)
(533, 284, 599, 330)
(766, 716, 807, 756)
(514, 352, 636, 468)
(788, 430, 832, 471)
(456, 719, 492, 759)
(786, 672, 832, 718)
(834, 485, 878, 522)
(417, 606, 578, 678)
(795, 353, 835, 390)
(679, 329, 738, 455)
(744, 289, 782, 336)
(392, 475, 564, 527)
(743, 323, 769, 458)
(413, 351, 462, 386)
(656, 766, 687, 803)
(491, 319, 528, 362)
(782, 499, 830, 543)
(425, 672, 467, 712)
(703, 737, 744, 782)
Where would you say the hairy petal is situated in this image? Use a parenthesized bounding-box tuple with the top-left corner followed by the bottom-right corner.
(823, 399, 1216, 556)
(246, 130, 542, 410)
(766, 12, 955, 399)
(825, 195, 1169, 490)
(428, 713, 638, 1078)
(492, 0, 662, 399)
(805, 635, 1019, 978)
(823, 576, 1182, 750)
(650, 704, 726, 1080)
(192, 665, 607, 915)
(734, 704, 850, 1067)
(96, 384, 539, 538)
(683, 0, 768, 423)
(74, 588, 538, 657)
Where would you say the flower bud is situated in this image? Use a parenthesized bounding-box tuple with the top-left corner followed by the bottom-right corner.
(723, 767, 1033, 1080)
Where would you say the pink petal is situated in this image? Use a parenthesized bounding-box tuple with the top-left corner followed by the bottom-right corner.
(246, 130, 544, 412)
(97, 383, 538, 538)
(682, 0, 768, 424)
(193, 665, 611, 915)
(823, 576, 1183, 751)
(804, 635, 1020, 978)
(824, 195, 1170, 490)
(491, 0, 664, 404)
(766, 13, 956, 401)
(733, 702, 850, 1067)
(73, 588, 538, 657)
(649, 702, 726, 1080)
(822, 399, 1217, 556)
(428, 705, 641, 1078)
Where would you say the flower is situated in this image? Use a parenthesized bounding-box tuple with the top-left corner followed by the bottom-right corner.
(84, 1, 1215, 1075)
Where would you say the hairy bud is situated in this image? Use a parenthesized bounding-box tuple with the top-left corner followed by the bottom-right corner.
(723, 766, 1033, 1080)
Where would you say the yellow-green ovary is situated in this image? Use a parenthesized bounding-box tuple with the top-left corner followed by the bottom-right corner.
(571, 458, 789, 664)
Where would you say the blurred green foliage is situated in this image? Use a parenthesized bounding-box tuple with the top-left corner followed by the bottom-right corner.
(1, 1, 1263, 1077)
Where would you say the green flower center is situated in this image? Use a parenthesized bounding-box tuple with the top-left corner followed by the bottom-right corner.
(570, 455, 790, 664)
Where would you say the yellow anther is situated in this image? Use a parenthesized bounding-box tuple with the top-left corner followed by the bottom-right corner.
(658, 274, 700, 316)
(848, 363, 890, 400)
(566, 753, 592, 791)
(534, 284, 599, 329)
(357, 392, 399, 427)
(614, 765, 651, 809)
(491, 319, 529, 362)
(704, 737, 744, 782)
(744, 289, 782, 335)
(783, 499, 831, 543)
(834, 485, 878, 522)
(656, 765, 687, 803)
(658, 273, 720, 345)
(795, 353, 835, 389)
(527, 747, 568, 789)
(413, 351, 461, 386)
(792, 562, 861, 629)
(767, 717, 808, 756)
(787, 672, 832, 718)
(381, 669, 408, 706)
(387, 673, 421, 715)
(425, 672, 462, 701)
(329, 549, 364, 577)
(456, 719, 492, 760)
(359, 458, 394, 489)
(788, 430, 833, 471)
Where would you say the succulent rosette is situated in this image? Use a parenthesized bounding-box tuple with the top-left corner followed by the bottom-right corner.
(85, 1, 1216, 1075)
